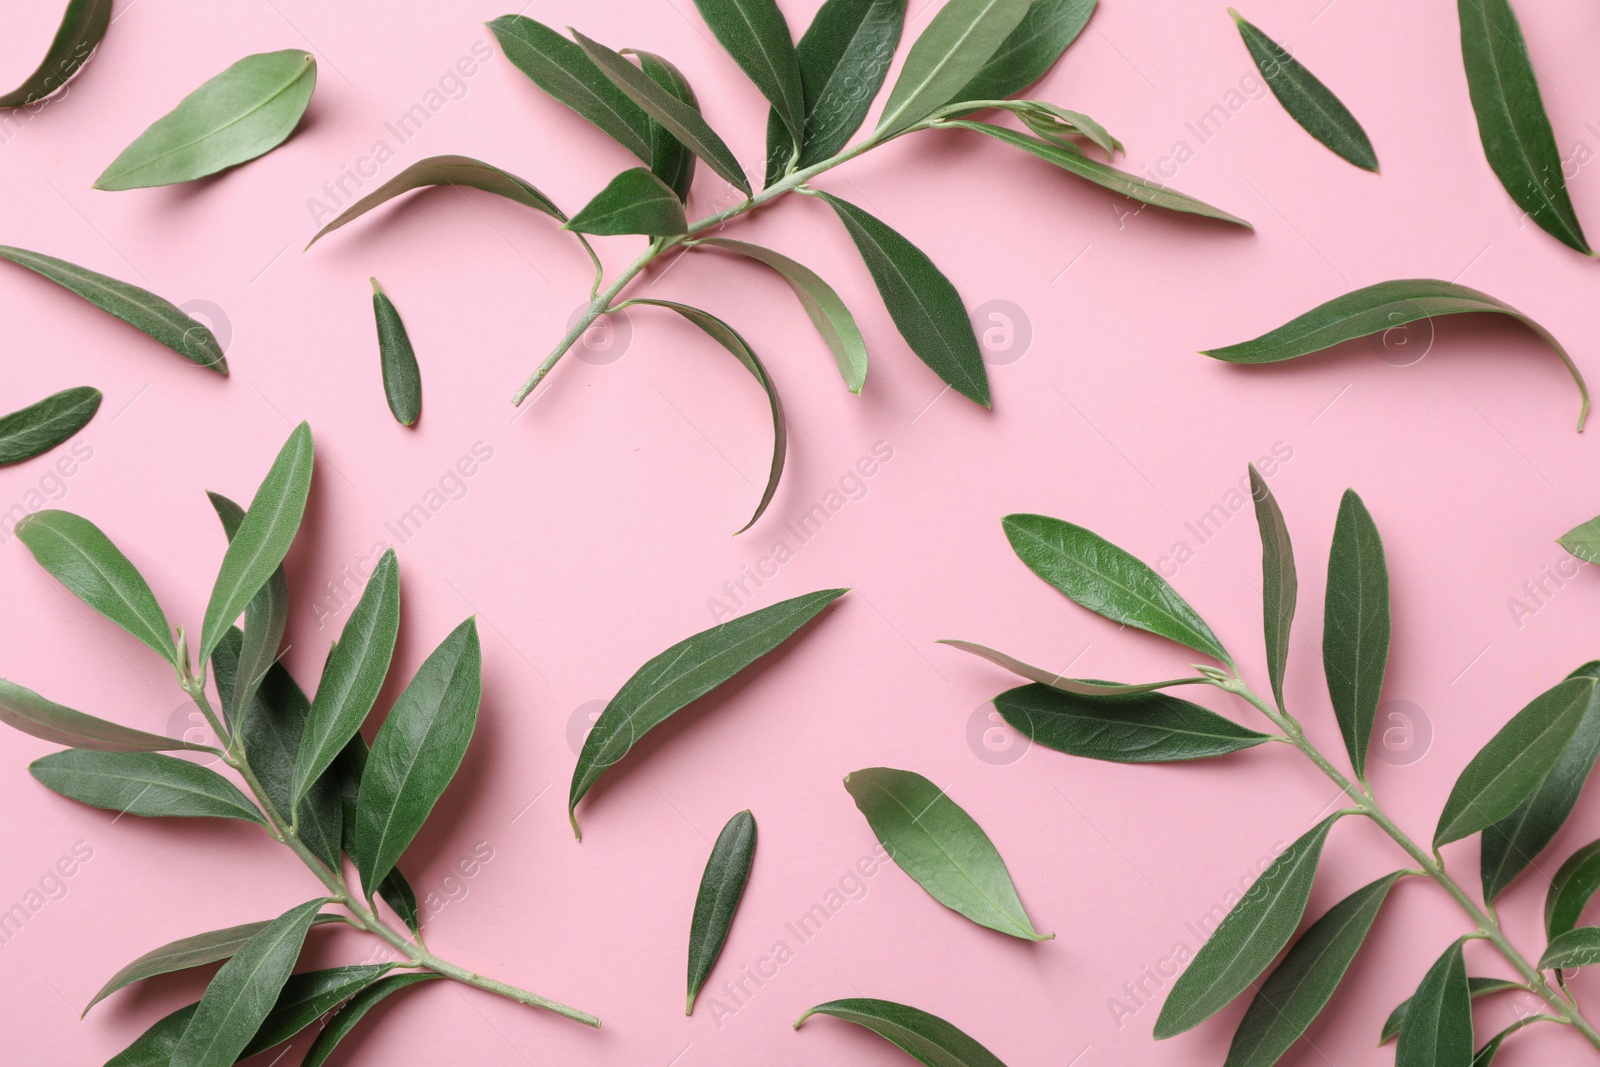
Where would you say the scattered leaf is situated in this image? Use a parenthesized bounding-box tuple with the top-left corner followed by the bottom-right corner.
(0, 0, 111, 107)
(686, 810, 757, 1014)
(1558, 516, 1600, 564)
(0, 387, 100, 466)
(795, 998, 1009, 1067)
(371, 280, 422, 425)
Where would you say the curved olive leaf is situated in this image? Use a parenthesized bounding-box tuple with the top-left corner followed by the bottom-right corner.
(332, 734, 422, 933)
(948, 0, 1095, 105)
(367, 280, 423, 426)
(1323, 488, 1388, 780)
(794, 998, 1008, 1067)
(1002, 513, 1231, 663)
(0, 246, 228, 372)
(572, 30, 751, 195)
(570, 588, 847, 837)
(14, 509, 176, 665)
(168, 898, 324, 1067)
(1155, 815, 1341, 1038)
(0, 0, 110, 107)
(994, 683, 1272, 763)
(1539, 926, 1600, 970)
(938, 639, 1212, 696)
(1482, 662, 1600, 901)
(1471, 1019, 1539, 1066)
(1435, 676, 1596, 847)
(692, 0, 804, 145)
(565, 168, 688, 236)
(0, 387, 99, 466)
(694, 237, 868, 392)
(845, 766, 1050, 940)
(625, 299, 785, 532)
(207, 491, 287, 732)
(30, 750, 265, 823)
(238, 964, 393, 1059)
(942, 121, 1252, 226)
(1204, 279, 1589, 430)
(0, 677, 203, 753)
(200, 422, 313, 664)
(875, 0, 1029, 137)
(1559, 516, 1600, 564)
(1230, 8, 1376, 170)
(105, 1002, 197, 1067)
(1381, 977, 1524, 1045)
(1396, 940, 1472, 1067)
(1248, 465, 1295, 711)
(302, 972, 441, 1067)
(1223, 872, 1402, 1067)
(1458, 0, 1588, 254)
(352, 618, 481, 894)
(635, 51, 698, 201)
(96, 50, 316, 190)
(307, 154, 563, 247)
(816, 191, 989, 406)
(1547, 838, 1600, 939)
(686, 809, 757, 1014)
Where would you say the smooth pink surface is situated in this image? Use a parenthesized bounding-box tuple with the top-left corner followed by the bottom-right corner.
(3, 1, 1600, 1063)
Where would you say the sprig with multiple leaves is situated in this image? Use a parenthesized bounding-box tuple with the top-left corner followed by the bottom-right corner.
(949, 472, 1600, 1063)
(309, 0, 1250, 530)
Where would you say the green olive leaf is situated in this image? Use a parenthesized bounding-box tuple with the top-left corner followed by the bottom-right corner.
(1381, 977, 1523, 1045)
(1539, 925, 1600, 970)
(794, 997, 1009, 1067)
(331, 733, 422, 933)
(939, 639, 1213, 695)
(635, 50, 698, 201)
(692, 0, 805, 145)
(206, 491, 288, 732)
(236, 964, 394, 1059)
(0, 0, 111, 107)
(301, 973, 441, 1067)
(1248, 465, 1296, 711)
(994, 683, 1272, 763)
(370, 280, 422, 426)
(104, 1002, 195, 1067)
(686, 810, 757, 1014)
(30, 749, 266, 824)
(1471, 1019, 1540, 1066)
(1322, 488, 1389, 780)
(986, 100, 1121, 157)
(1547, 838, 1600, 939)
(875, 0, 1029, 137)
(0, 387, 100, 466)
(1558, 515, 1600, 564)
(96, 49, 317, 190)
(1395, 939, 1473, 1067)
(565, 167, 688, 236)
(948, 0, 1095, 105)
(0, 676, 207, 753)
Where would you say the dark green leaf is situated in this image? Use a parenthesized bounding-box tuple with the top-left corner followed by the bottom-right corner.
(692, 0, 804, 144)
(948, 0, 1095, 105)
(0, 0, 110, 107)
(1230, 8, 1376, 170)
(206, 492, 287, 733)
(0, 245, 228, 372)
(30, 749, 264, 823)
(1249, 465, 1295, 711)
(1558, 516, 1600, 565)
(301, 973, 441, 1067)
(104, 1003, 196, 1067)
(1396, 940, 1473, 1067)
(1472, 1019, 1539, 1066)
(939, 640, 1213, 695)
(1202, 279, 1589, 430)
(845, 766, 1050, 940)
(794, 998, 1008, 1067)
(635, 51, 698, 201)
(694, 237, 869, 393)
(1539, 926, 1600, 970)
(875, 0, 1029, 136)
(1322, 488, 1388, 779)
(570, 588, 847, 837)
(370, 280, 422, 426)
(565, 167, 688, 236)
(0, 677, 206, 753)
(0, 387, 100, 466)
(687, 809, 757, 1014)
(1381, 977, 1524, 1045)
(1224, 872, 1401, 1067)
(1002, 513, 1231, 662)
(238, 964, 393, 1059)
(816, 191, 989, 406)
(1458, 0, 1588, 253)
(15, 509, 176, 666)
(994, 683, 1272, 763)
(96, 50, 316, 190)
(331, 733, 421, 933)
(487, 15, 652, 161)
(572, 30, 751, 195)
(353, 619, 481, 894)
(1547, 837, 1600, 939)
(1435, 675, 1596, 847)
(1482, 662, 1600, 901)
(167, 898, 324, 1067)
(1154, 815, 1341, 1038)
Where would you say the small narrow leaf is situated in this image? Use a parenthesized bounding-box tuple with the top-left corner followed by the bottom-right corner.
(636, 51, 698, 201)
(332, 734, 422, 932)
(1558, 516, 1600, 565)
(794, 998, 1008, 1067)
(0, 387, 100, 466)
(991, 100, 1121, 157)
(696, 238, 869, 393)
(626, 299, 785, 532)
(167, 898, 324, 1067)
(845, 766, 1050, 940)
(306, 154, 564, 246)
(875, 0, 1029, 136)
(573, 29, 751, 195)
(1154, 816, 1341, 1038)
(939, 639, 1212, 696)
(207, 492, 287, 732)
(96, 50, 316, 190)
(0, 0, 110, 107)
(1539, 926, 1600, 970)
(1002, 513, 1231, 663)
(1395, 940, 1473, 1067)
(30, 750, 265, 823)
(1249, 465, 1296, 711)
(817, 191, 989, 406)
(353, 619, 481, 894)
(237, 964, 393, 1059)
(1471, 1020, 1539, 1066)
(570, 588, 847, 837)
(14, 509, 174, 665)
(301, 973, 441, 1067)
(565, 168, 688, 236)
(1203, 279, 1589, 430)
(1546, 838, 1600, 939)
(1435, 676, 1596, 847)
(1381, 977, 1524, 1045)
(1322, 489, 1389, 779)
(0, 677, 205, 753)
(993, 683, 1272, 763)
(1223, 873, 1402, 1067)
(1230, 9, 1377, 170)
(692, 0, 805, 144)
(371, 280, 422, 426)
(0, 246, 228, 372)
(686, 810, 757, 1014)
(1458, 0, 1589, 254)
(948, 0, 1095, 104)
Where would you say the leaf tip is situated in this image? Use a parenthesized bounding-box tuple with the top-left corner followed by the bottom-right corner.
(569, 807, 583, 841)
(685, 992, 696, 1015)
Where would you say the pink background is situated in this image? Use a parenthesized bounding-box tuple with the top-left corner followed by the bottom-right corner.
(4, 0, 1600, 1063)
